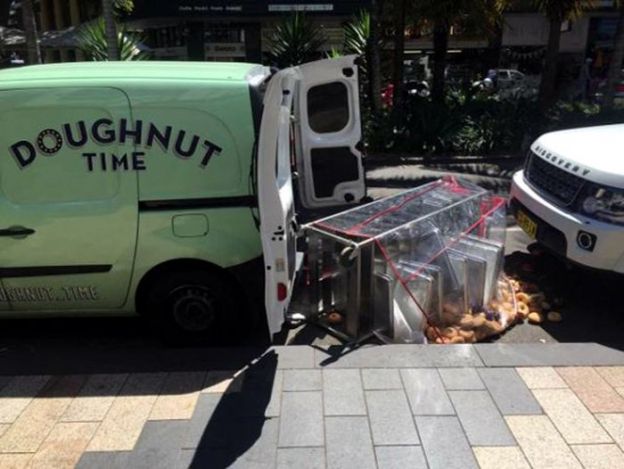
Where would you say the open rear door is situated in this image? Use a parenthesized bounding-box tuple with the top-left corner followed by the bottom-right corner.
(257, 68, 299, 336)
(295, 55, 365, 208)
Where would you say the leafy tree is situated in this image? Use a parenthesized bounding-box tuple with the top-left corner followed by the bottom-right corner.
(21, 0, 40, 64)
(603, 5, 624, 110)
(266, 13, 326, 68)
(533, 0, 595, 109)
(78, 17, 145, 61)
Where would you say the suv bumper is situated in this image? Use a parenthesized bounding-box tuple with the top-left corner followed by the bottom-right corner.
(510, 170, 624, 273)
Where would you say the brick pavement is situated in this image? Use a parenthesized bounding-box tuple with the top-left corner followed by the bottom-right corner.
(0, 344, 622, 468)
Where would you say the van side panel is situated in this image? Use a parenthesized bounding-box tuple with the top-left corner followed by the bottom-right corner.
(124, 81, 262, 312)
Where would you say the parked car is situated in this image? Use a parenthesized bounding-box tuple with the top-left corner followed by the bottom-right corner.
(510, 124, 624, 273)
(496, 69, 526, 89)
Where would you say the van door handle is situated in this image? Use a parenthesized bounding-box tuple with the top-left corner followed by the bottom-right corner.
(0, 226, 35, 237)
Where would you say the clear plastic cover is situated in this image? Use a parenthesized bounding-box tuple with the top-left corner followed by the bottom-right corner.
(304, 177, 511, 344)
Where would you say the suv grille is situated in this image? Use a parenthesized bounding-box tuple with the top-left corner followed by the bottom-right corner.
(525, 151, 585, 206)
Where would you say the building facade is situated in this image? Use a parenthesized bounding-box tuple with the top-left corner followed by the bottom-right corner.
(126, 0, 369, 62)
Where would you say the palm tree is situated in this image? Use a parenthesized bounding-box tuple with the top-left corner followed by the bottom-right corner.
(102, 0, 119, 60)
(266, 13, 326, 68)
(533, 0, 594, 109)
(78, 17, 145, 61)
(603, 5, 624, 111)
(21, 0, 40, 64)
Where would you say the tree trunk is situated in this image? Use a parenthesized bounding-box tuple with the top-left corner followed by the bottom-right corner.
(392, 0, 407, 113)
(102, 0, 119, 61)
(367, 0, 383, 116)
(21, 0, 41, 64)
(603, 8, 624, 111)
(538, 18, 562, 111)
(431, 21, 449, 104)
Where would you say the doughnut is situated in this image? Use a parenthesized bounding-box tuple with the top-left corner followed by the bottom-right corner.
(327, 311, 343, 324)
(449, 336, 465, 344)
(442, 327, 458, 339)
(547, 311, 562, 322)
(426, 326, 439, 341)
(528, 311, 543, 324)
(459, 314, 474, 330)
(435, 337, 449, 344)
(483, 320, 504, 335)
(458, 329, 475, 342)
(541, 301, 551, 311)
(516, 292, 530, 304)
(517, 301, 530, 319)
(472, 314, 486, 328)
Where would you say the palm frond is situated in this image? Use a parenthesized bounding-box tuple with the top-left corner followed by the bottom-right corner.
(77, 17, 146, 61)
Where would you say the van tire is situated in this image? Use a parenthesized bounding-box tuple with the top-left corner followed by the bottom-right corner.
(146, 270, 239, 345)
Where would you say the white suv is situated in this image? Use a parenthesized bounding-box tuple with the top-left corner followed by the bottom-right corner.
(510, 124, 624, 273)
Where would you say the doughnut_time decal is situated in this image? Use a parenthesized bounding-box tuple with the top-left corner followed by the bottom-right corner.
(8, 118, 223, 172)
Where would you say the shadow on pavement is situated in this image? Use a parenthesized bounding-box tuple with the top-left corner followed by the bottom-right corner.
(189, 351, 278, 468)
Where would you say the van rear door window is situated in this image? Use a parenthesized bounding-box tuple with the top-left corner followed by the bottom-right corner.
(307, 82, 349, 134)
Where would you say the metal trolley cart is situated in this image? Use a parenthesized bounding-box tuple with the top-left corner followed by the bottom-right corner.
(289, 178, 509, 344)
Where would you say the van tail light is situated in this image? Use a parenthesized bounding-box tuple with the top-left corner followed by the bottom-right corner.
(277, 282, 288, 301)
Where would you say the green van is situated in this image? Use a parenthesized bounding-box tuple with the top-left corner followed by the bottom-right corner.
(0, 56, 364, 342)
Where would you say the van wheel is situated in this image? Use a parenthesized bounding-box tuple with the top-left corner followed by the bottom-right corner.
(147, 270, 238, 345)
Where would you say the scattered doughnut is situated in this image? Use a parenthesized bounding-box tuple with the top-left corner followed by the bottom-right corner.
(517, 301, 530, 319)
(472, 314, 486, 328)
(442, 327, 458, 339)
(327, 311, 343, 324)
(547, 311, 562, 322)
(449, 336, 465, 344)
(459, 315, 474, 330)
(516, 292, 530, 304)
(528, 311, 543, 324)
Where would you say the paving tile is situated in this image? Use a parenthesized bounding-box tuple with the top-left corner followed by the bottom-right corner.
(571, 443, 624, 469)
(618, 387, 624, 399)
(506, 415, 582, 469)
(29, 422, 98, 469)
(557, 367, 624, 413)
(449, 390, 515, 446)
(75, 451, 131, 469)
(86, 372, 166, 452)
(323, 369, 366, 416)
(0, 424, 9, 439)
(365, 390, 419, 445)
(532, 388, 611, 444)
(476, 343, 624, 366)
(149, 371, 205, 421)
(0, 454, 33, 468)
(375, 446, 427, 469)
(439, 368, 484, 390)
(201, 370, 243, 394)
(361, 369, 403, 390)
(126, 448, 184, 469)
(316, 344, 483, 368)
(61, 374, 127, 422)
(0, 375, 85, 453)
(416, 416, 478, 469)
(401, 369, 454, 415)
(596, 413, 624, 451)
(478, 368, 542, 415)
(282, 369, 321, 391)
(278, 391, 323, 447)
(597, 366, 624, 388)
(325, 416, 376, 469)
(277, 448, 325, 469)
(0, 375, 50, 423)
(472, 447, 530, 469)
(516, 367, 568, 389)
(134, 420, 188, 450)
(272, 346, 316, 369)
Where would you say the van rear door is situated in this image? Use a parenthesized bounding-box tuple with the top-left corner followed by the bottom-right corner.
(257, 68, 298, 336)
(294, 55, 365, 208)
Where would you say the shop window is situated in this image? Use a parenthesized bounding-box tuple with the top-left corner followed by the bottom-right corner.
(307, 82, 350, 134)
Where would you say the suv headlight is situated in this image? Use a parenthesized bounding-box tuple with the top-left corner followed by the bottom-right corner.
(579, 183, 624, 225)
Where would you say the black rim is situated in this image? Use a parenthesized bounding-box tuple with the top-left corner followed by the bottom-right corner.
(168, 284, 219, 332)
